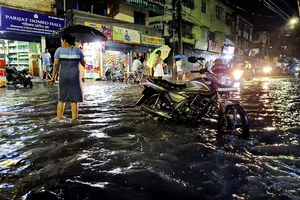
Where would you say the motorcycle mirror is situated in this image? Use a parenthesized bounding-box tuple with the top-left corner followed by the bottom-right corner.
(187, 56, 198, 63)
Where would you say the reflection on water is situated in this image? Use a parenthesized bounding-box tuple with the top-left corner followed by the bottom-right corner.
(0, 79, 300, 199)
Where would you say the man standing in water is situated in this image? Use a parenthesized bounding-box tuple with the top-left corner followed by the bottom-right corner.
(39, 48, 51, 80)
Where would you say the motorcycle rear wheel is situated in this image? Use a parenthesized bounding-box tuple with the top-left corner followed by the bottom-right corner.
(217, 104, 250, 139)
(28, 80, 33, 88)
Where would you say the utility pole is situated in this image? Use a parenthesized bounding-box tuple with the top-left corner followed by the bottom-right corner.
(178, 0, 183, 55)
(172, 0, 177, 81)
(63, 0, 66, 15)
(298, 0, 300, 16)
(172, 0, 181, 81)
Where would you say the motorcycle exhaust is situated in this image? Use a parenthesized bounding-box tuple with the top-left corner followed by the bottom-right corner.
(141, 104, 172, 119)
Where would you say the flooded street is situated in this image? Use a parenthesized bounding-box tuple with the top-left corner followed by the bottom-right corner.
(0, 77, 300, 200)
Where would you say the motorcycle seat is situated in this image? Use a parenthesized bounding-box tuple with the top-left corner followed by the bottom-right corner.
(153, 78, 187, 90)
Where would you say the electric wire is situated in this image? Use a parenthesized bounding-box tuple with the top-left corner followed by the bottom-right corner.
(223, 0, 276, 18)
(278, 0, 297, 13)
(266, 0, 291, 18)
(261, 0, 289, 20)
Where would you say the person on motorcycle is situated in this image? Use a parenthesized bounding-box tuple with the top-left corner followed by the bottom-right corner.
(132, 56, 143, 81)
(132, 56, 142, 74)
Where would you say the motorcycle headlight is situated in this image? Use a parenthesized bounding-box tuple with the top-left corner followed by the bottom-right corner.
(233, 70, 243, 80)
(263, 66, 272, 73)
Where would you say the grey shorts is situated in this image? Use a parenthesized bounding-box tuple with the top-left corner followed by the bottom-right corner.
(43, 65, 51, 72)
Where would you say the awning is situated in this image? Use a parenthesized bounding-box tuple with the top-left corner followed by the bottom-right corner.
(0, 32, 41, 43)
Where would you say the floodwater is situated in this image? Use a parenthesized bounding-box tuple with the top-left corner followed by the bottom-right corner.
(0, 77, 300, 200)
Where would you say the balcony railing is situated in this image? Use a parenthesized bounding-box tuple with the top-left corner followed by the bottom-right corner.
(120, 0, 164, 15)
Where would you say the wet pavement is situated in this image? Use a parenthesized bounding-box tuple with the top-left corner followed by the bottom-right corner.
(0, 77, 300, 200)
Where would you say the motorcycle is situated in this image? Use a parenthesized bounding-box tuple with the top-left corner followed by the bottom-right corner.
(104, 66, 112, 81)
(6, 67, 33, 88)
(111, 69, 125, 82)
(127, 67, 148, 85)
(136, 56, 250, 138)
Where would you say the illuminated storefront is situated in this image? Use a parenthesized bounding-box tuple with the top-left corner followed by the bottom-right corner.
(82, 42, 104, 79)
(0, 6, 64, 77)
(68, 10, 165, 80)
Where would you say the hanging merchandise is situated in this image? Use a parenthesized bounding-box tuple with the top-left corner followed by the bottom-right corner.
(105, 50, 129, 72)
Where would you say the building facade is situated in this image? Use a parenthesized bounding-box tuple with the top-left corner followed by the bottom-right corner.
(150, 0, 235, 62)
(65, 0, 165, 78)
(231, 15, 253, 60)
(107, 0, 164, 25)
(251, 31, 270, 60)
(0, 0, 55, 14)
(0, 1, 64, 79)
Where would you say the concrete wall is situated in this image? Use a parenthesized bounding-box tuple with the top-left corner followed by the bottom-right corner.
(0, 0, 55, 14)
(109, 3, 150, 26)
(150, 0, 233, 48)
(69, 10, 162, 37)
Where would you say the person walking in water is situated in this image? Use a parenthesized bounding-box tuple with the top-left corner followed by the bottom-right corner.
(48, 34, 85, 124)
(152, 50, 164, 79)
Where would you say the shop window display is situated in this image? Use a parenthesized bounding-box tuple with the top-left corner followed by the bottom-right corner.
(105, 50, 129, 74)
(0, 40, 40, 77)
(82, 42, 102, 79)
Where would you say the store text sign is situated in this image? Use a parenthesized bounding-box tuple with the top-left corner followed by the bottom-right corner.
(141, 35, 165, 46)
(0, 6, 65, 36)
(113, 26, 140, 44)
(208, 40, 222, 54)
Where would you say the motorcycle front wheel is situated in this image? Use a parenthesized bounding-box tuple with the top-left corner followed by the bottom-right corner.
(126, 75, 135, 85)
(217, 104, 250, 139)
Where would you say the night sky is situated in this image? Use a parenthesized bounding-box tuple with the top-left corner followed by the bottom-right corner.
(224, 0, 298, 31)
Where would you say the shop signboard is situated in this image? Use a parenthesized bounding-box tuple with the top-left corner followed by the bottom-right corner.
(222, 46, 235, 55)
(208, 40, 222, 54)
(141, 35, 165, 46)
(84, 22, 112, 41)
(0, 6, 65, 36)
(113, 26, 141, 44)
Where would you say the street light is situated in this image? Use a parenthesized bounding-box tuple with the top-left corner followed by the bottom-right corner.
(289, 17, 299, 26)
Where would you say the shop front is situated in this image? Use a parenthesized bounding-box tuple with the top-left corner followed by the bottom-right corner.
(139, 34, 165, 63)
(67, 10, 164, 80)
(0, 6, 65, 78)
(80, 22, 112, 79)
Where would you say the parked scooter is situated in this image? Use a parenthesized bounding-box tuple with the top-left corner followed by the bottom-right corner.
(136, 56, 250, 138)
(6, 67, 33, 88)
(111, 69, 125, 82)
(104, 66, 112, 81)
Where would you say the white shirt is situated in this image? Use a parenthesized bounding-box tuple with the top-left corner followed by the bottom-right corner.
(132, 59, 142, 72)
(40, 52, 51, 65)
(176, 60, 182, 72)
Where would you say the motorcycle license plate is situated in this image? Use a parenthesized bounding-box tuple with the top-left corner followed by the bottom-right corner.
(217, 88, 238, 92)
(25, 74, 32, 78)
